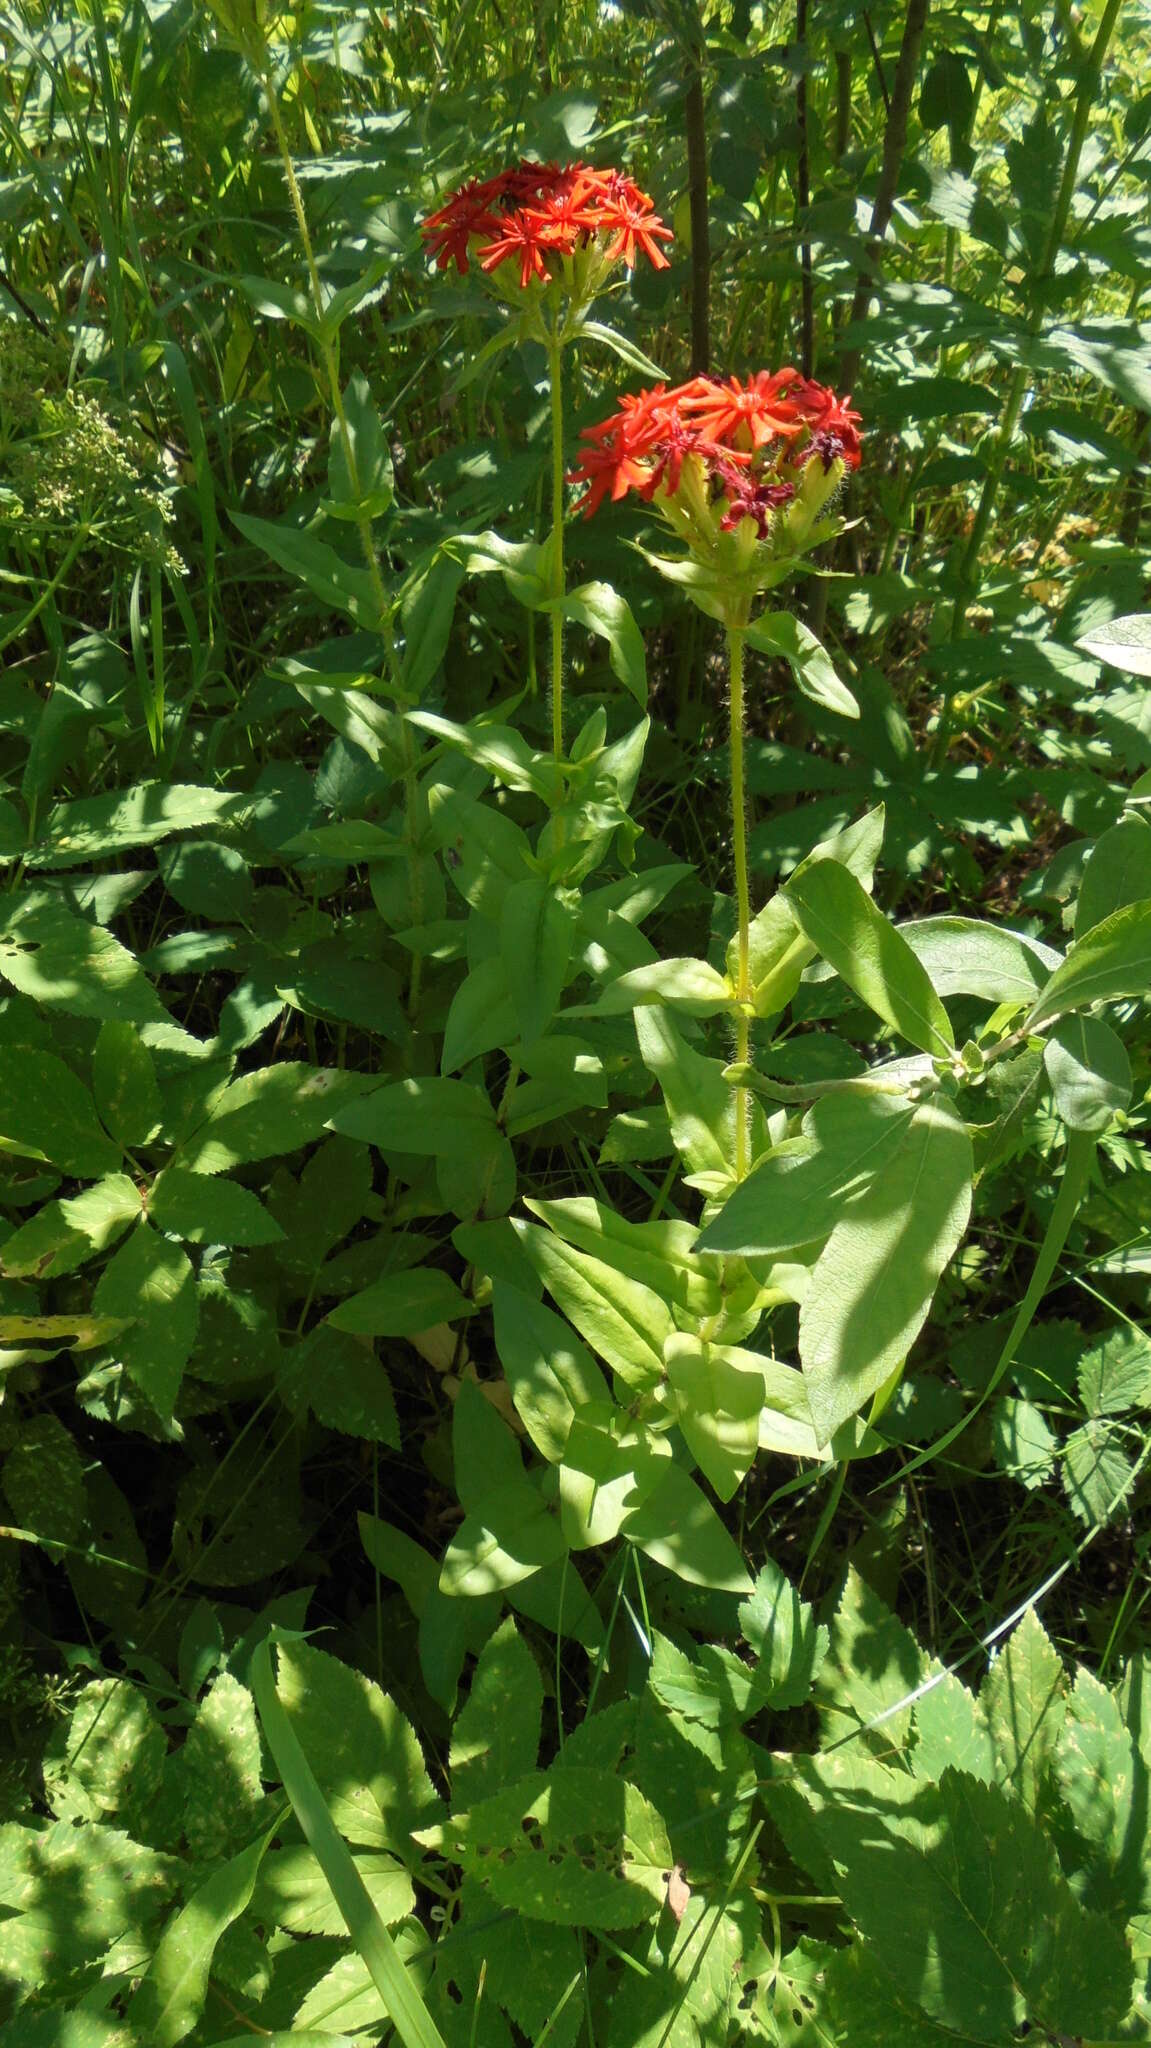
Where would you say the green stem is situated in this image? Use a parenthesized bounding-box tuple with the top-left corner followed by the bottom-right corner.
(0, 526, 87, 658)
(728, 621, 752, 1181)
(547, 333, 566, 769)
(264, 59, 424, 1013)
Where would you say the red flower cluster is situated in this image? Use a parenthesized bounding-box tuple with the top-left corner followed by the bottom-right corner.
(570, 370, 862, 530)
(422, 161, 673, 287)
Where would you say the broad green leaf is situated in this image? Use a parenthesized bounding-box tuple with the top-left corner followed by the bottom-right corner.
(400, 553, 463, 695)
(2, 1413, 86, 1547)
(441, 956, 517, 1073)
(0, 1048, 121, 1177)
(1043, 1013, 1131, 1131)
(43, 1677, 165, 1828)
(785, 862, 954, 1055)
(980, 1607, 1066, 1813)
(492, 1282, 608, 1460)
(1024, 897, 1151, 1028)
(232, 511, 384, 630)
(449, 1616, 542, 1807)
(179, 1673, 266, 1864)
(328, 1267, 472, 1336)
(1056, 1666, 1149, 1912)
(738, 1557, 829, 1711)
(182, 1062, 374, 1172)
(696, 1092, 915, 1257)
(1063, 1418, 1135, 1526)
(129, 1831, 272, 2048)
(92, 1224, 199, 1422)
(0, 892, 168, 1023)
(554, 582, 647, 706)
(594, 955, 732, 1017)
(602, 1896, 751, 2048)
(0, 1820, 176, 1996)
(512, 1220, 672, 1391)
(746, 612, 860, 719)
(94, 1019, 163, 1147)
(785, 1759, 1130, 2042)
(664, 1334, 763, 1500)
(1075, 814, 1151, 935)
(288, 1325, 400, 1446)
(252, 1844, 413, 1935)
(991, 1396, 1057, 1488)
(329, 1076, 495, 1156)
(500, 877, 576, 1047)
(60, 1174, 142, 1249)
(799, 1099, 973, 1445)
(1078, 610, 1151, 676)
(291, 679, 406, 771)
(634, 1007, 736, 1181)
(523, 1197, 720, 1317)
(409, 710, 552, 798)
(275, 1638, 442, 1855)
(440, 1487, 567, 1596)
(815, 1568, 924, 1758)
(625, 1461, 754, 1595)
(443, 1765, 671, 1928)
(899, 915, 1058, 1002)
(1078, 1325, 1151, 1416)
(911, 1671, 996, 1786)
(149, 1167, 284, 1245)
(27, 784, 249, 868)
(328, 370, 395, 520)
(557, 1408, 671, 1550)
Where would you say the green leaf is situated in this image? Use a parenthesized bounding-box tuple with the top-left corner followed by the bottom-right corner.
(328, 370, 395, 520)
(129, 1831, 272, 2048)
(43, 1676, 165, 1827)
(815, 1568, 924, 1757)
(739, 1557, 829, 1711)
(329, 1076, 496, 1157)
(251, 1844, 413, 1935)
(149, 1167, 285, 1245)
(663, 1334, 763, 1500)
(500, 878, 576, 1047)
(0, 892, 168, 1023)
(232, 511, 385, 630)
(0, 1047, 121, 1177)
(1077, 610, 1151, 676)
(991, 1396, 1057, 1488)
(1056, 1666, 1150, 1912)
(799, 1099, 973, 1446)
(696, 1092, 915, 1257)
(1078, 1324, 1151, 1415)
(634, 1007, 736, 1181)
(60, 1173, 143, 1248)
(449, 1616, 542, 1807)
(1075, 814, 1151, 935)
(784, 861, 954, 1055)
(980, 1607, 1066, 1813)
(492, 1282, 609, 1461)
(512, 1220, 672, 1391)
(289, 1324, 400, 1446)
(1063, 1418, 1135, 1526)
(252, 1636, 448, 2048)
(328, 1267, 472, 1336)
(594, 955, 732, 1017)
(27, 783, 250, 868)
(181, 1062, 374, 1172)
(1024, 897, 1151, 1028)
(94, 1019, 163, 1147)
(746, 612, 860, 719)
(912, 1672, 996, 1786)
(441, 1384, 567, 1596)
(555, 582, 647, 706)
(400, 553, 463, 695)
(179, 1673, 267, 1864)
(578, 319, 666, 380)
(898, 915, 1057, 1003)
(625, 1461, 754, 1595)
(92, 1224, 199, 1422)
(2, 1413, 86, 1548)
(442, 1765, 671, 1928)
(274, 1637, 442, 1855)
(1043, 1013, 1131, 1131)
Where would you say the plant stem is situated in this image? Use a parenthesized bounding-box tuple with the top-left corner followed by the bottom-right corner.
(684, 35, 711, 373)
(263, 56, 424, 1013)
(547, 332, 566, 767)
(728, 620, 752, 1181)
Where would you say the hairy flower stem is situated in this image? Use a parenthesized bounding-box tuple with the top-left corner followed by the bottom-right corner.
(263, 62, 424, 1013)
(547, 333, 566, 774)
(727, 619, 752, 1181)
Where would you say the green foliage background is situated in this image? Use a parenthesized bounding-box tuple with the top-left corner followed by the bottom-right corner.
(0, 0, 1149, 2040)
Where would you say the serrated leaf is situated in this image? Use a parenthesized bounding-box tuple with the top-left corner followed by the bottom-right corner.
(93, 1224, 199, 1422)
(739, 1557, 830, 1711)
(0, 892, 168, 1023)
(442, 1766, 670, 1928)
(130, 1832, 271, 2047)
(251, 1844, 413, 1935)
(449, 1617, 542, 1807)
(275, 1639, 442, 1856)
(2, 1413, 86, 1547)
(181, 1062, 374, 1173)
(990, 1396, 1057, 1488)
(1056, 1666, 1150, 1912)
(328, 1075, 496, 1156)
(327, 1267, 472, 1336)
(815, 1568, 925, 1757)
(180, 1674, 266, 1864)
(1078, 1324, 1151, 1415)
(980, 1607, 1065, 1813)
(0, 1047, 121, 1178)
(149, 1167, 284, 1245)
(43, 1677, 164, 1829)
(1063, 1417, 1135, 1526)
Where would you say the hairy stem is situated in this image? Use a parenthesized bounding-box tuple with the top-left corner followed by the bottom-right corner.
(547, 332, 566, 768)
(728, 622, 752, 1181)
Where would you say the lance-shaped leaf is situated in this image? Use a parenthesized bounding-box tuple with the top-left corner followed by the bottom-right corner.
(785, 861, 955, 1056)
(1024, 897, 1151, 1029)
(799, 1098, 973, 1446)
(697, 1091, 915, 1257)
(746, 611, 860, 719)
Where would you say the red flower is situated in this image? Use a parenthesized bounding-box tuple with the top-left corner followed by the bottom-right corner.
(570, 370, 862, 530)
(421, 160, 673, 286)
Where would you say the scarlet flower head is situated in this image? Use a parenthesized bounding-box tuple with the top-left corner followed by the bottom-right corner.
(421, 160, 673, 294)
(569, 370, 863, 606)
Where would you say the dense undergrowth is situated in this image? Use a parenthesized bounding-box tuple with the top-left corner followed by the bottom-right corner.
(0, 0, 1150, 2042)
